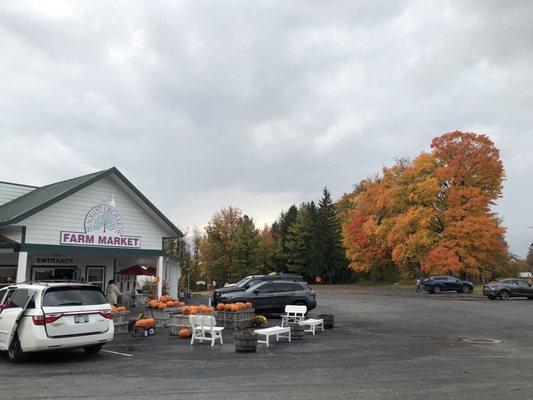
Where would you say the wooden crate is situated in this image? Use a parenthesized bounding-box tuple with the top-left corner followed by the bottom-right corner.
(169, 314, 191, 335)
(147, 309, 172, 328)
(114, 321, 129, 334)
(215, 311, 226, 326)
(112, 311, 130, 325)
(223, 309, 254, 330)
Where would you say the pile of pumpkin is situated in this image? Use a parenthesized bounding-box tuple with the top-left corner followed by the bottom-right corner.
(111, 305, 127, 313)
(148, 295, 185, 310)
(181, 305, 214, 315)
(134, 317, 155, 328)
(215, 302, 253, 312)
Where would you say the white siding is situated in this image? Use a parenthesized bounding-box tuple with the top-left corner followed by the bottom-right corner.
(0, 182, 36, 206)
(21, 176, 174, 250)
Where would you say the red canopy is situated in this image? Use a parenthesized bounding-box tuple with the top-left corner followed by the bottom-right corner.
(117, 265, 156, 276)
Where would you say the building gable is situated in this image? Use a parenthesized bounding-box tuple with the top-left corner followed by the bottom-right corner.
(19, 175, 176, 251)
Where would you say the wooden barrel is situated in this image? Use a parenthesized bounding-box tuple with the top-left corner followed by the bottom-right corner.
(289, 323, 305, 339)
(318, 314, 335, 329)
(234, 330, 257, 352)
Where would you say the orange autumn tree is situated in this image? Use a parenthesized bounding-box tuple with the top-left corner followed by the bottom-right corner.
(341, 160, 408, 279)
(343, 131, 509, 280)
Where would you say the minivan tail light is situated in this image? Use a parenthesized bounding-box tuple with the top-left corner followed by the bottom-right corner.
(32, 313, 63, 325)
(99, 310, 113, 319)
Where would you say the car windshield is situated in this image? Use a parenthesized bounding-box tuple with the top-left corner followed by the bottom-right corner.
(43, 286, 107, 306)
(235, 276, 253, 287)
(246, 281, 266, 292)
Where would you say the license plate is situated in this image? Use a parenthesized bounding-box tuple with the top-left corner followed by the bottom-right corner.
(74, 314, 89, 324)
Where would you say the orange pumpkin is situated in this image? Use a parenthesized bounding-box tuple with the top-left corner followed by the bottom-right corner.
(216, 303, 225, 311)
(244, 302, 253, 309)
(230, 304, 239, 312)
(189, 307, 197, 315)
(178, 328, 191, 338)
(224, 303, 232, 311)
(235, 302, 244, 310)
(158, 303, 167, 310)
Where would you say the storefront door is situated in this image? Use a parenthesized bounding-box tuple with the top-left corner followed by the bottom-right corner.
(86, 266, 106, 291)
(32, 266, 77, 281)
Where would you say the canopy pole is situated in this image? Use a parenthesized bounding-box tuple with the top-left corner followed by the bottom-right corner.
(156, 256, 164, 298)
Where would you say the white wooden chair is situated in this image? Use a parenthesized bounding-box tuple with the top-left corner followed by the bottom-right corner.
(189, 315, 224, 346)
(281, 305, 324, 335)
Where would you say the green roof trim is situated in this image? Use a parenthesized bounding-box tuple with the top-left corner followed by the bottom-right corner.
(20, 244, 165, 257)
(0, 167, 183, 237)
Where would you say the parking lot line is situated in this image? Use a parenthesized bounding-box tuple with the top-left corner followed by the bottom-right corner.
(101, 349, 133, 357)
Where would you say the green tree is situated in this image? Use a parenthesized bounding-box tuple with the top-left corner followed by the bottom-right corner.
(286, 202, 321, 281)
(318, 187, 348, 283)
(233, 215, 261, 278)
(272, 205, 298, 272)
(526, 244, 533, 271)
(257, 225, 280, 274)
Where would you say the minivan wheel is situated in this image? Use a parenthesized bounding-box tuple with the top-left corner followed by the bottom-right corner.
(7, 335, 26, 363)
(498, 290, 510, 301)
(84, 344, 103, 355)
(461, 285, 471, 293)
(433, 286, 442, 294)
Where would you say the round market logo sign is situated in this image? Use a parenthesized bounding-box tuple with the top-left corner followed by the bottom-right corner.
(60, 204, 141, 248)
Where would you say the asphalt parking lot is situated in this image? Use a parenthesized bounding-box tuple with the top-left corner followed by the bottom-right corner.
(2, 286, 533, 400)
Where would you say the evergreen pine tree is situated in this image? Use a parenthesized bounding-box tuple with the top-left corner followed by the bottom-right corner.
(285, 202, 321, 281)
(233, 215, 261, 278)
(318, 187, 348, 283)
(272, 205, 298, 272)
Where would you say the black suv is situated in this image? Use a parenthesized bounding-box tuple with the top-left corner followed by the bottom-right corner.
(422, 276, 474, 294)
(216, 280, 316, 313)
(212, 274, 304, 305)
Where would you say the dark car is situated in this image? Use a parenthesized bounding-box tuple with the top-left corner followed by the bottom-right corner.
(482, 278, 533, 300)
(422, 276, 474, 294)
(216, 280, 316, 313)
(212, 274, 304, 305)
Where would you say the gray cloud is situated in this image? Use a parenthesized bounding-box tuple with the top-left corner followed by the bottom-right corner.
(0, 0, 531, 255)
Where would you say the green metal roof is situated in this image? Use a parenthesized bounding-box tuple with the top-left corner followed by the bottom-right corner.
(0, 167, 183, 237)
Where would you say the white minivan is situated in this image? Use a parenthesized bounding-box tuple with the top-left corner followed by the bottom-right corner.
(0, 282, 114, 362)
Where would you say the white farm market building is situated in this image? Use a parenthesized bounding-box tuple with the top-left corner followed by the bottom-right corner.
(0, 167, 183, 298)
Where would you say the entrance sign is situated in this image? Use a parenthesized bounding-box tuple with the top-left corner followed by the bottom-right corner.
(35, 257, 75, 266)
(60, 204, 141, 248)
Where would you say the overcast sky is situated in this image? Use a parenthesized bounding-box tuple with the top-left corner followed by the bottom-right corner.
(0, 1, 532, 256)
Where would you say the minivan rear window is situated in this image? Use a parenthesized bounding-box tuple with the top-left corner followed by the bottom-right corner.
(43, 286, 107, 307)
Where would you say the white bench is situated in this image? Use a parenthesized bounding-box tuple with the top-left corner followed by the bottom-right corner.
(281, 305, 324, 335)
(254, 326, 291, 347)
(189, 315, 224, 347)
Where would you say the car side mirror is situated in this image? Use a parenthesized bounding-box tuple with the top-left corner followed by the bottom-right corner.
(0, 304, 6, 313)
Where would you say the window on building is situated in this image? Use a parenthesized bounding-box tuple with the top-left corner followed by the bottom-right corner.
(86, 266, 106, 291)
(0, 265, 17, 287)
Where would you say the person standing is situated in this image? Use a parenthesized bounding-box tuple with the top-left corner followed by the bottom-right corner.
(416, 277, 422, 294)
(105, 279, 121, 306)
